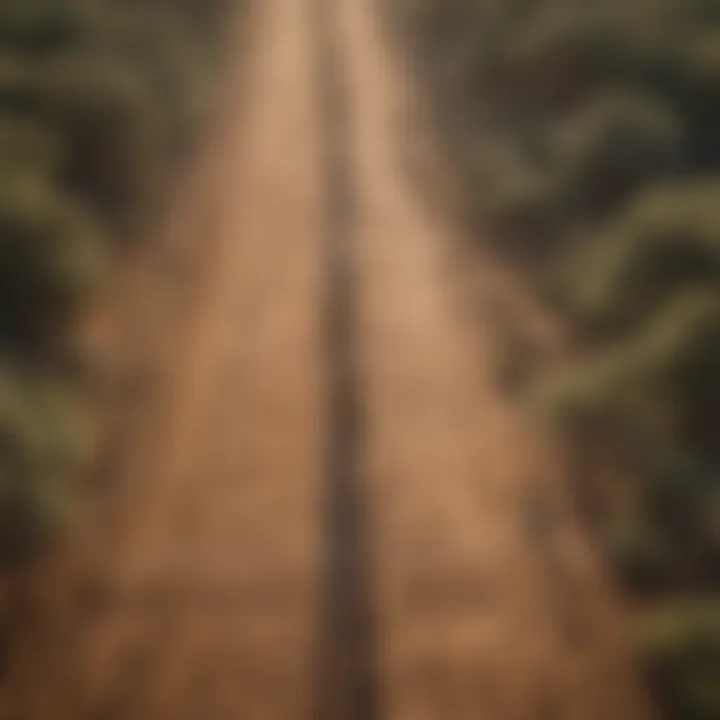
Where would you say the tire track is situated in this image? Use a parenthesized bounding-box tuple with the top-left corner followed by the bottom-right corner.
(313, 0, 380, 718)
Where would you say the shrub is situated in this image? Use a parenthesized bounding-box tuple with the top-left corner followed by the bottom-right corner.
(552, 91, 683, 217)
(536, 290, 720, 444)
(0, 117, 64, 177)
(605, 514, 678, 593)
(556, 180, 720, 335)
(0, 363, 89, 567)
(470, 139, 564, 251)
(31, 54, 160, 225)
(638, 602, 720, 720)
(0, 0, 90, 56)
(0, 171, 105, 347)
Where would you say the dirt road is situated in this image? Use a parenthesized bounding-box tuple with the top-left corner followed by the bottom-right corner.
(7, 0, 652, 718)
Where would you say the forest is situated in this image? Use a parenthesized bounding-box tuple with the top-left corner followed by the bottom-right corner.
(396, 0, 720, 717)
(0, 0, 229, 568)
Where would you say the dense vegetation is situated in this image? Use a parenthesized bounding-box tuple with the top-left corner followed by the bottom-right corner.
(0, 0, 233, 569)
(395, 0, 720, 717)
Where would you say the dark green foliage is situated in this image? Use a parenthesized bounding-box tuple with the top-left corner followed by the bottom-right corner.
(0, 0, 234, 566)
(34, 54, 160, 223)
(557, 182, 720, 334)
(0, 0, 91, 56)
(0, 172, 105, 344)
(0, 365, 88, 566)
(552, 91, 683, 217)
(639, 603, 720, 720)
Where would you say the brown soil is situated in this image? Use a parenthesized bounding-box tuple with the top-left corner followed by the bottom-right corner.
(1, 0, 654, 718)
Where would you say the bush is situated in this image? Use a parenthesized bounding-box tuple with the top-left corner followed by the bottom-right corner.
(556, 180, 720, 335)
(0, 0, 91, 56)
(638, 602, 720, 720)
(0, 172, 105, 346)
(34, 54, 160, 224)
(470, 139, 564, 252)
(0, 117, 63, 176)
(553, 91, 684, 217)
(605, 514, 678, 593)
(0, 363, 89, 567)
(536, 290, 720, 446)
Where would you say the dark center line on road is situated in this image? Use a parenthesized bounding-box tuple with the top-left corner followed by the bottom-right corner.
(313, 0, 380, 719)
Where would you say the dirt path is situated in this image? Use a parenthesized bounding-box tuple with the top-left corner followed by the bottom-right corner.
(108, 0, 323, 597)
(70, 2, 325, 717)
(6, 0, 652, 718)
